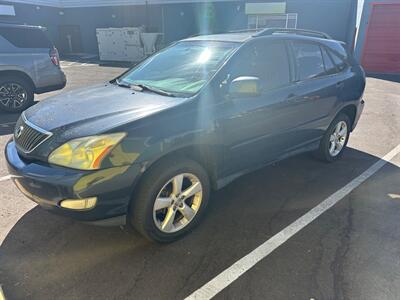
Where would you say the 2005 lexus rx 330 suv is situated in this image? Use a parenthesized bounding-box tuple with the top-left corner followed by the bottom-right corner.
(6, 28, 365, 242)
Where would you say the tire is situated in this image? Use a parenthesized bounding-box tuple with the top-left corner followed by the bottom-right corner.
(315, 113, 351, 162)
(129, 157, 210, 243)
(0, 76, 34, 113)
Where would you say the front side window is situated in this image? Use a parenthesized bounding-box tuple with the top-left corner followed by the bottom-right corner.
(226, 41, 291, 91)
(292, 42, 325, 80)
(118, 41, 239, 97)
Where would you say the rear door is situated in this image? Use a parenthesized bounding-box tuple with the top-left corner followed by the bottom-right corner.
(287, 40, 342, 144)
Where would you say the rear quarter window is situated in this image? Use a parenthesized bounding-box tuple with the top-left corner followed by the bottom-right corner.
(0, 27, 52, 49)
(321, 46, 338, 75)
(329, 50, 347, 72)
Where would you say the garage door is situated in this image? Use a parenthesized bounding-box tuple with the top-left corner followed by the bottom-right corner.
(361, 3, 400, 73)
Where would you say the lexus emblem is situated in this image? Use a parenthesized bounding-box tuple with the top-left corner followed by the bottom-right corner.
(15, 125, 24, 138)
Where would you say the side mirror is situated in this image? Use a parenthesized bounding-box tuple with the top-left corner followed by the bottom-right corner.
(228, 76, 261, 98)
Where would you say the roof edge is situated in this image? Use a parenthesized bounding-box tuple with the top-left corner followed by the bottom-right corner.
(8, 0, 237, 9)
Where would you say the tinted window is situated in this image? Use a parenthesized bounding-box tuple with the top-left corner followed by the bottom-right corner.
(228, 42, 290, 90)
(321, 46, 338, 75)
(0, 27, 52, 49)
(329, 50, 347, 71)
(292, 42, 325, 80)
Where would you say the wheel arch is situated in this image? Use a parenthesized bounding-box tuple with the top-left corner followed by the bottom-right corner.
(126, 144, 219, 225)
(336, 104, 357, 130)
(136, 144, 221, 193)
(0, 70, 36, 92)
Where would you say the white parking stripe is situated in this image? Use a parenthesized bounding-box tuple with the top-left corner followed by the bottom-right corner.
(0, 285, 5, 300)
(185, 143, 400, 300)
(0, 175, 20, 182)
(60, 60, 100, 68)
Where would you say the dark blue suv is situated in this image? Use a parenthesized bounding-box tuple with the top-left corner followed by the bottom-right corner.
(6, 28, 365, 242)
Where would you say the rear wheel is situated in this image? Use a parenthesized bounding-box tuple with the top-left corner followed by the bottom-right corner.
(315, 113, 351, 162)
(0, 76, 34, 113)
(130, 158, 210, 243)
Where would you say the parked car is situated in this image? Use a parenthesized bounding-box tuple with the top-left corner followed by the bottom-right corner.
(0, 23, 66, 113)
(5, 28, 365, 242)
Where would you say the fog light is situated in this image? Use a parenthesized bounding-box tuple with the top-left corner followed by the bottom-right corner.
(60, 197, 97, 210)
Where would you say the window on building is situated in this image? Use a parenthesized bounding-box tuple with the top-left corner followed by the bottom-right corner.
(248, 13, 298, 30)
(292, 42, 325, 80)
(0, 5, 15, 16)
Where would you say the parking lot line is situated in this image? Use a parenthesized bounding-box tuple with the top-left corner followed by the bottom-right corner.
(0, 175, 20, 182)
(185, 143, 400, 300)
(0, 285, 5, 300)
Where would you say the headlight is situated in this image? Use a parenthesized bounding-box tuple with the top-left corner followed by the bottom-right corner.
(48, 133, 126, 170)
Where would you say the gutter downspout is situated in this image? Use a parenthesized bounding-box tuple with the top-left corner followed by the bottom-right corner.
(345, 0, 358, 52)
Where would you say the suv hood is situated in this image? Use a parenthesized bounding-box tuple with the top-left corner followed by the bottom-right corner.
(25, 84, 186, 134)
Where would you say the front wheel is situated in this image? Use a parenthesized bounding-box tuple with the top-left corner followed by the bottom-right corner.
(315, 113, 351, 162)
(129, 158, 210, 243)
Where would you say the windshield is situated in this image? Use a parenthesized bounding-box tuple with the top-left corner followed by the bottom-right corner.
(118, 41, 239, 97)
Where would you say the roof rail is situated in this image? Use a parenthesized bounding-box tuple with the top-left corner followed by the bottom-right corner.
(253, 28, 332, 40)
(228, 28, 261, 34)
(0, 22, 44, 29)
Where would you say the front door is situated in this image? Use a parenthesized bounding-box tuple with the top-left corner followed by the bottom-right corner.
(214, 40, 298, 175)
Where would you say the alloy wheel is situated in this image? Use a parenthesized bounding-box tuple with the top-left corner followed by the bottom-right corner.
(329, 120, 348, 157)
(0, 83, 28, 109)
(153, 173, 203, 233)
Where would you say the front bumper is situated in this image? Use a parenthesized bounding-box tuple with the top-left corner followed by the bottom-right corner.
(5, 140, 141, 225)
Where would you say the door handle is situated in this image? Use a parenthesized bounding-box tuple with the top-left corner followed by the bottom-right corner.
(303, 95, 320, 101)
(336, 81, 345, 89)
(287, 94, 319, 103)
(286, 93, 298, 102)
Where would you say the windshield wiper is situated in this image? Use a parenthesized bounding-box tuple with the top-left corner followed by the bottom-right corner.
(114, 79, 131, 88)
(130, 83, 176, 97)
(115, 79, 176, 97)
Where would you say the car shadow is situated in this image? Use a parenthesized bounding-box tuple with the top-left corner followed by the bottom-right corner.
(0, 148, 398, 299)
(0, 112, 20, 135)
(0, 99, 43, 135)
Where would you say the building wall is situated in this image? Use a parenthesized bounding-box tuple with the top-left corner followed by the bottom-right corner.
(0, 0, 357, 55)
(0, 1, 60, 43)
(287, 0, 357, 45)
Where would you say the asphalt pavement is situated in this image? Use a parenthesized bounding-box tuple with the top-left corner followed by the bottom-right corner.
(0, 61, 399, 300)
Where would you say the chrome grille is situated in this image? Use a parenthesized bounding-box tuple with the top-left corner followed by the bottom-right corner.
(14, 113, 52, 153)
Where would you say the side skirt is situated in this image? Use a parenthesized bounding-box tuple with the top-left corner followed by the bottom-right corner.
(215, 139, 320, 190)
